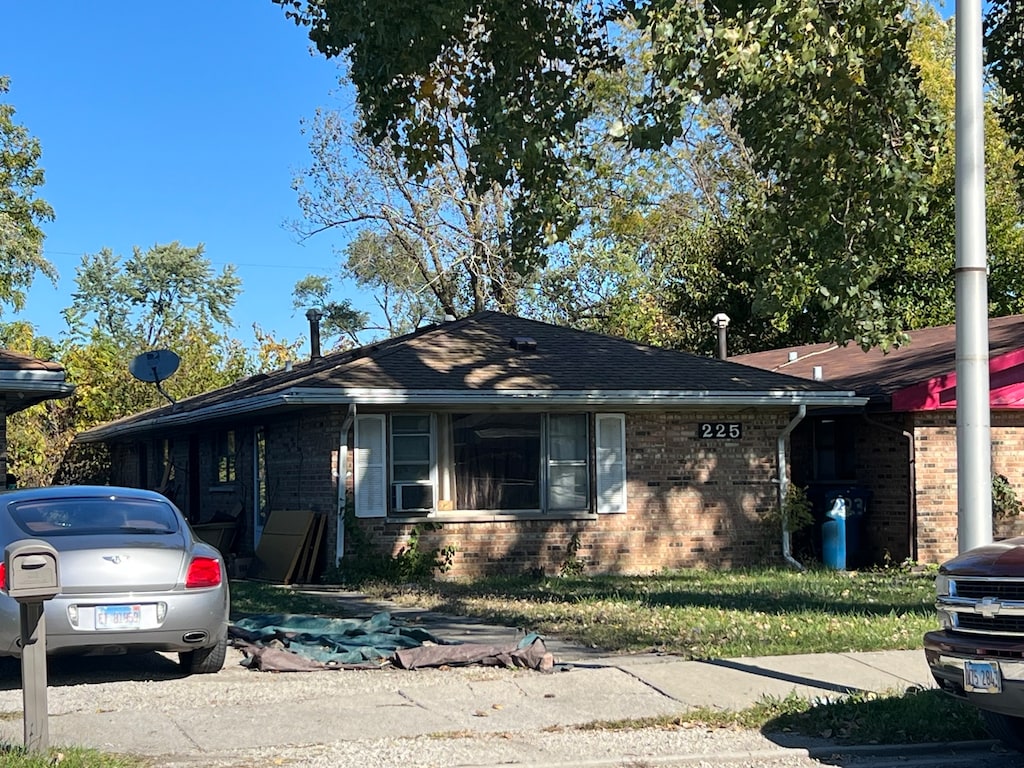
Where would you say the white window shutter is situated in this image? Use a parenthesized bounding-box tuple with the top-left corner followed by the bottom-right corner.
(596, 413, 627, 514)
(355, 414, 387, 518)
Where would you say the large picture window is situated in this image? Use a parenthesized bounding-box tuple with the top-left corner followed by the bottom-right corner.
(354, 411, 626, 518)
(452, 413, 542, 510)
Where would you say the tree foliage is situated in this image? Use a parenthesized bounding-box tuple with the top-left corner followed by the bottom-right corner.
(291, 100, 531, 337)
(276, 0, 941, 350)
(986, 0, 1024, 177)
(0, 76, 57, 314)
(276, 0, 614, 267)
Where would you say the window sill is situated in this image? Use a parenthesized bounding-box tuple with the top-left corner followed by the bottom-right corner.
(385, 510, 597, 524)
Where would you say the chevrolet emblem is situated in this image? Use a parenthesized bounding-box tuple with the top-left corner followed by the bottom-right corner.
(975, 597, 1002, 618)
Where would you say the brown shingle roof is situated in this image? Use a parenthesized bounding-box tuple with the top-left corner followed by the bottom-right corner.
(0, 349, 65, 372)
(731, 315, 1024, 403)
(78, 312, 863, 442)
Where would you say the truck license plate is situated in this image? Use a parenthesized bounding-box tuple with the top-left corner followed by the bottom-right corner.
(964, 660, 1002, 693)
(96, 604, 141, 630)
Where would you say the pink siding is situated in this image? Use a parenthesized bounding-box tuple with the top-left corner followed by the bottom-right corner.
(891, 349, 1024, 411)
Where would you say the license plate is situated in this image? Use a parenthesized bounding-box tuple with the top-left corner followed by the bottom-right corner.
(96, 605, 142, 630)
(964, 660, 1002, 693)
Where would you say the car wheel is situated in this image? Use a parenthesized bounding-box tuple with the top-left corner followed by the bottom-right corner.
(179, 632, 227, 675)
(981, 709, 1024, 752)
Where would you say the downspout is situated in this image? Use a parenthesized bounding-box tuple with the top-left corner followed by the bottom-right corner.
(861, 413, 916, 562)
(778, 404, 807, 570)
(335, 403, 357, 567)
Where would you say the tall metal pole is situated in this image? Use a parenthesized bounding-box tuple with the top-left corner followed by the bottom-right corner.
(955, 0, 992, 552)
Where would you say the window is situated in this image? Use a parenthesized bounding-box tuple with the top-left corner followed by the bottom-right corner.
(547, 414, 589, 509)
(452, 413, 542, 510)
(214, 430, 237, 485)
(353, 412, 623, 517)
(392, 414, 434, 511)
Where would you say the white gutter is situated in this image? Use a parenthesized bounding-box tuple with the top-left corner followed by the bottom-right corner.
(778, 404, 807, 571)
(77, 386, 866, 443)
(335, 403, 356, 566)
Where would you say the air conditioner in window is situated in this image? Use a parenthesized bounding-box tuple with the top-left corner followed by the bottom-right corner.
(393, 483, 434, 512)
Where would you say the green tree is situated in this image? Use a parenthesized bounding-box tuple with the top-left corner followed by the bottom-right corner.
(537, 5, 1024, 353)
(275, 0, 940, 350)
(986, 0, 1024, 175)
(61, 242, 250, 430)
(0, 76, 57, 313)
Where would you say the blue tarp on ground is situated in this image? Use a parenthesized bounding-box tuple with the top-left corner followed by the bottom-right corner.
(229, 611, 553, 672)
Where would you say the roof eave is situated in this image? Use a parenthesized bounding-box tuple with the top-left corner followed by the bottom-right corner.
(75, 387, 866, 443)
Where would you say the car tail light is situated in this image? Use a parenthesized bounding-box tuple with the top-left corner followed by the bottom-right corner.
(185, 556, 222, 588)
(0, 562, 6, 591)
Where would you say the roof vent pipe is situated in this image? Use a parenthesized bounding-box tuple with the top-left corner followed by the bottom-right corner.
(306, 308, 324, 360)
(711, 313, 731, 359)
(812, 366, 823, 381)
(788, 351, 799, 363)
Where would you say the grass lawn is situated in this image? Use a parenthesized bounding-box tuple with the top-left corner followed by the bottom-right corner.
(279, 565, 942, 659)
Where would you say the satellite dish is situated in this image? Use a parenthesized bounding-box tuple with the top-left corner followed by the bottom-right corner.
(129, 349, 180, 404)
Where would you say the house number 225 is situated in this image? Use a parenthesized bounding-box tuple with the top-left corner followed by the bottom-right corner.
(698, 422, 742, 439)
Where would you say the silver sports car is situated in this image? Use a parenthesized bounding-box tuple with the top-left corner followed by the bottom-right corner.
(0, 485, 229, 674)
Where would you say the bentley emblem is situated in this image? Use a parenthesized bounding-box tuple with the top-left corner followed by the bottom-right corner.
(975, 597, 1003, 619)
(102, 555, 129, 565)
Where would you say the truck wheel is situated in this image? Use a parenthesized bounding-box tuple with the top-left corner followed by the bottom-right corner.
(981, 709, 1024, 752)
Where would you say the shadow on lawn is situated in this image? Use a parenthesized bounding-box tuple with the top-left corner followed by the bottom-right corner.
(420, 572, 936, 620)
(759, 687, 994, 756)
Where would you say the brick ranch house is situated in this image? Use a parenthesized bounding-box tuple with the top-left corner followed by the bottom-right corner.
(0, 350, 74, 483)
(74, 312, 866, 579)
(734, 313, 1024, 567)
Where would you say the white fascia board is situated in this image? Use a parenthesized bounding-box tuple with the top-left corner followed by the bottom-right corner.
(282, 387, 868, 407)
(0, 370, 67, 383)
(0, 380, 75, 397)
(77, 386, 866, 443)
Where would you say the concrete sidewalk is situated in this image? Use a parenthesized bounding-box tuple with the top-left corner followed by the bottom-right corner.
(0, 591, 998, 768)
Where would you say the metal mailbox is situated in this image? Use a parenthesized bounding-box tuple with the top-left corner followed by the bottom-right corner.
(4, 540, 60, 602)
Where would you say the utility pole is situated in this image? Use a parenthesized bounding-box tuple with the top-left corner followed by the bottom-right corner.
(955, 0, 992, 552)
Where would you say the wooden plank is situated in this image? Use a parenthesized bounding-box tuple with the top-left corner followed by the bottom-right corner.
(250, 510, 316, 584)
(301, 514, 327, 583)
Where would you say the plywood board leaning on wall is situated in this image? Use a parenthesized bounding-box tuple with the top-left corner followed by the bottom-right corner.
(250, 510, 319, 584)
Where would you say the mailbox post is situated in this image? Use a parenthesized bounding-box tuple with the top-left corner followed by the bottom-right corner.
(3, 539, 60, 754)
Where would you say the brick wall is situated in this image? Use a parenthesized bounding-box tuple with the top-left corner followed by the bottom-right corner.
(910, 410, 1024, 564)
(349, 410, 794, 578)
(911, 411, 958, 563)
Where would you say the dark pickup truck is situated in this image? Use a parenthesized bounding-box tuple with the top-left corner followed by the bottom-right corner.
(924, 538, 1024, 751)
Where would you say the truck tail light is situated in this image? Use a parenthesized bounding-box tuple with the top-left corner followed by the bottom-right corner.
(185, 557, 222, 588)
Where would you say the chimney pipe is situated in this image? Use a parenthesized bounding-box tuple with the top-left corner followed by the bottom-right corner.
(306, 308, 324, 359)
(711, 313, 731, 359)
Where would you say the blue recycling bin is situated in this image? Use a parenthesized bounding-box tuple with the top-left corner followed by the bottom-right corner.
(822, 496, 848, 570)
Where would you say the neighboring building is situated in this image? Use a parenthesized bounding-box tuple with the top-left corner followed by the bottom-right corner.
(733, 314, 1024, 566)
(0, 350, 75, 483)
(75, 312, 864, 578)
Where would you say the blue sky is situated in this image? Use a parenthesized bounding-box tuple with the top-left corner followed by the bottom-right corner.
(4, 1, 365, 352)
